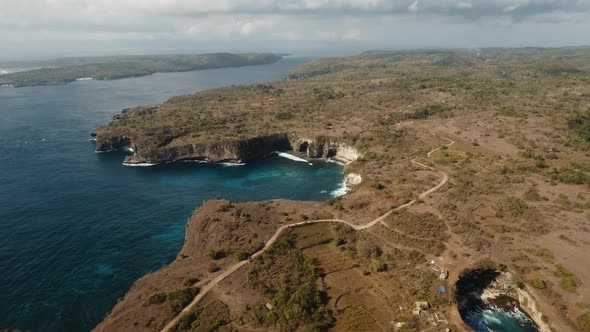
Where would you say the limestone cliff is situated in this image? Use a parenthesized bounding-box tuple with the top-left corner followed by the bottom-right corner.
(93, 131, 360, 166)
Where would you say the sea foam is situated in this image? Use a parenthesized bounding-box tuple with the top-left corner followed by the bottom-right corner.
(220, 162, 246, 167)
(274, 151, 312, 165)
(330, 179, 348, 197)
(122, 162, 159, 167)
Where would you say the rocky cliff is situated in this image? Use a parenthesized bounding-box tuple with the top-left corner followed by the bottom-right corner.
(93, 131, 360, 166)
(289, 135, 360, 164)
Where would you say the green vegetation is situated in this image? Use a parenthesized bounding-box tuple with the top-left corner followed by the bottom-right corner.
(183, 277, 199, 287)
(550, 163, 590, 185)
(145, 292, 167, 306)
(568, 112, 590, 145)
(496, 196, 533, 220)
(0, 53, 282, 87)
(555, 265, 581, 293)
(246, 231, 333, 331)
(578, 312, 590, 332)
(208, 249, 226, 260)
(207, 263, 220, 273)
(167, 287, 200, 314)
(171, 300, 230, 332)
(531, 278, 547, 289)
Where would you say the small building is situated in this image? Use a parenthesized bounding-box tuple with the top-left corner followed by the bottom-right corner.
(413, 301, 430, 317)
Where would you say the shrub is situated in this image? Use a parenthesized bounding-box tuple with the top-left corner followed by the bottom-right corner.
(208, 249, 226, 260)
(275, 111, 294, 120)
(568, 112, 590, 144)
(171, 300, 230, 332)
(555, 265, 580, 293)
(333, 237, 346, 246)
(577, 312, 590, 332)
(524, 188, 542, 201)
(247, 232, 334, 331)
(233, 250, 248, 261)
(531, 279, 546, 289)
(496, 196, 530, 219)
(145, 292, 167, 305)
(208, 263, 220, 273)
(183, 277, 199, 287)
(167, 287, 199, 314)
(371, 259, 387, 272)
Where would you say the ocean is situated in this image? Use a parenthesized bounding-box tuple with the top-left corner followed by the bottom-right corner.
(0, 58, 345, 331)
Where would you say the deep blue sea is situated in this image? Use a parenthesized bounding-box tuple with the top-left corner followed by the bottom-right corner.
(0, 58, 345, 331)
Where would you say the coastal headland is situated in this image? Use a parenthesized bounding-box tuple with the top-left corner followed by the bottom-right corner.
(94, 48, 590, 332)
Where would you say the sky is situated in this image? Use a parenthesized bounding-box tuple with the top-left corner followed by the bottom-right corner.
(0, 0, 589, 60)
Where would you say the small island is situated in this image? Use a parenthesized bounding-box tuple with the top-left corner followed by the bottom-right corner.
(0, 53, 284, 87)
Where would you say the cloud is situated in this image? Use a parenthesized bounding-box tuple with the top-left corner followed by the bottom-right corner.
(0, 0, 589, 58)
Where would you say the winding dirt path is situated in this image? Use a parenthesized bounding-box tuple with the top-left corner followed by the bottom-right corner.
(160, 136, 455, 332)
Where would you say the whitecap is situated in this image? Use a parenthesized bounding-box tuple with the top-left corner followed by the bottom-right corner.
(76, 77, 93, 81)
(180, 159, 207, 164)
(330, 180, 348, 197)
(123, 147, 135, 153)
(123, 162, 159, 167)
(326, 158, 345, 165)
(274, 151, 312, 165)
(220, 162, 246, 167)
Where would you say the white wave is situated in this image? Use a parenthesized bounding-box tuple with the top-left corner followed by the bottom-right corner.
(180, 159, 207, 164)
(482, 310, 503, 326)
(0, 84, 14, 88)
(0, 69, 8, 75)
(274, 151, 312, 165)
(326, 158, 345, 165)
(123, 162, 159, 167)
(89, 137, 97, 142)
(94, 149, 116, 153)
(123, 147, 135, 153)
(220, 162, 245, 167)
(76, 77, 93, 81)
(330, 179, 348, 197)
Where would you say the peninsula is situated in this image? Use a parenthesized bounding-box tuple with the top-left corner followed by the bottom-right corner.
(0, 53, 283, 87)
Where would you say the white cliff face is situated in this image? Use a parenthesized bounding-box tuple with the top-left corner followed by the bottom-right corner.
(481, 271, 551, 332)
(345, 173, 362, 187)
(289, 135, 361, 165)
(334, 144, 361, 164)
(517, 289, 551, 332)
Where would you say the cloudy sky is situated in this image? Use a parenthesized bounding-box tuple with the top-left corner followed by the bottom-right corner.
(0, 0, 589, 60)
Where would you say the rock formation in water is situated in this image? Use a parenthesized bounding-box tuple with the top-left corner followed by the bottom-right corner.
(456, 269, 550, 332)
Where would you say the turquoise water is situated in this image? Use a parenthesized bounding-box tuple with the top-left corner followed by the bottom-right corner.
(0, 58, 345, 331)
(457, 270, 539, 332)
(463, 306, 540, 332)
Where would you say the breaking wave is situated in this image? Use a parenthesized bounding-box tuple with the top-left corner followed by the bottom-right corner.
(274, 151, 312, 165)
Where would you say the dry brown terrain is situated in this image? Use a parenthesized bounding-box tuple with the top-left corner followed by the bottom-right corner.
(95, 48, 590, 332)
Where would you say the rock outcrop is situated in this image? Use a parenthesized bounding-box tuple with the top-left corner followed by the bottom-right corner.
(290, 135, 360, 164)
(122, 134, 292, 165)
(92, 132, 131, 152)
(93, 131, 361, 166)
